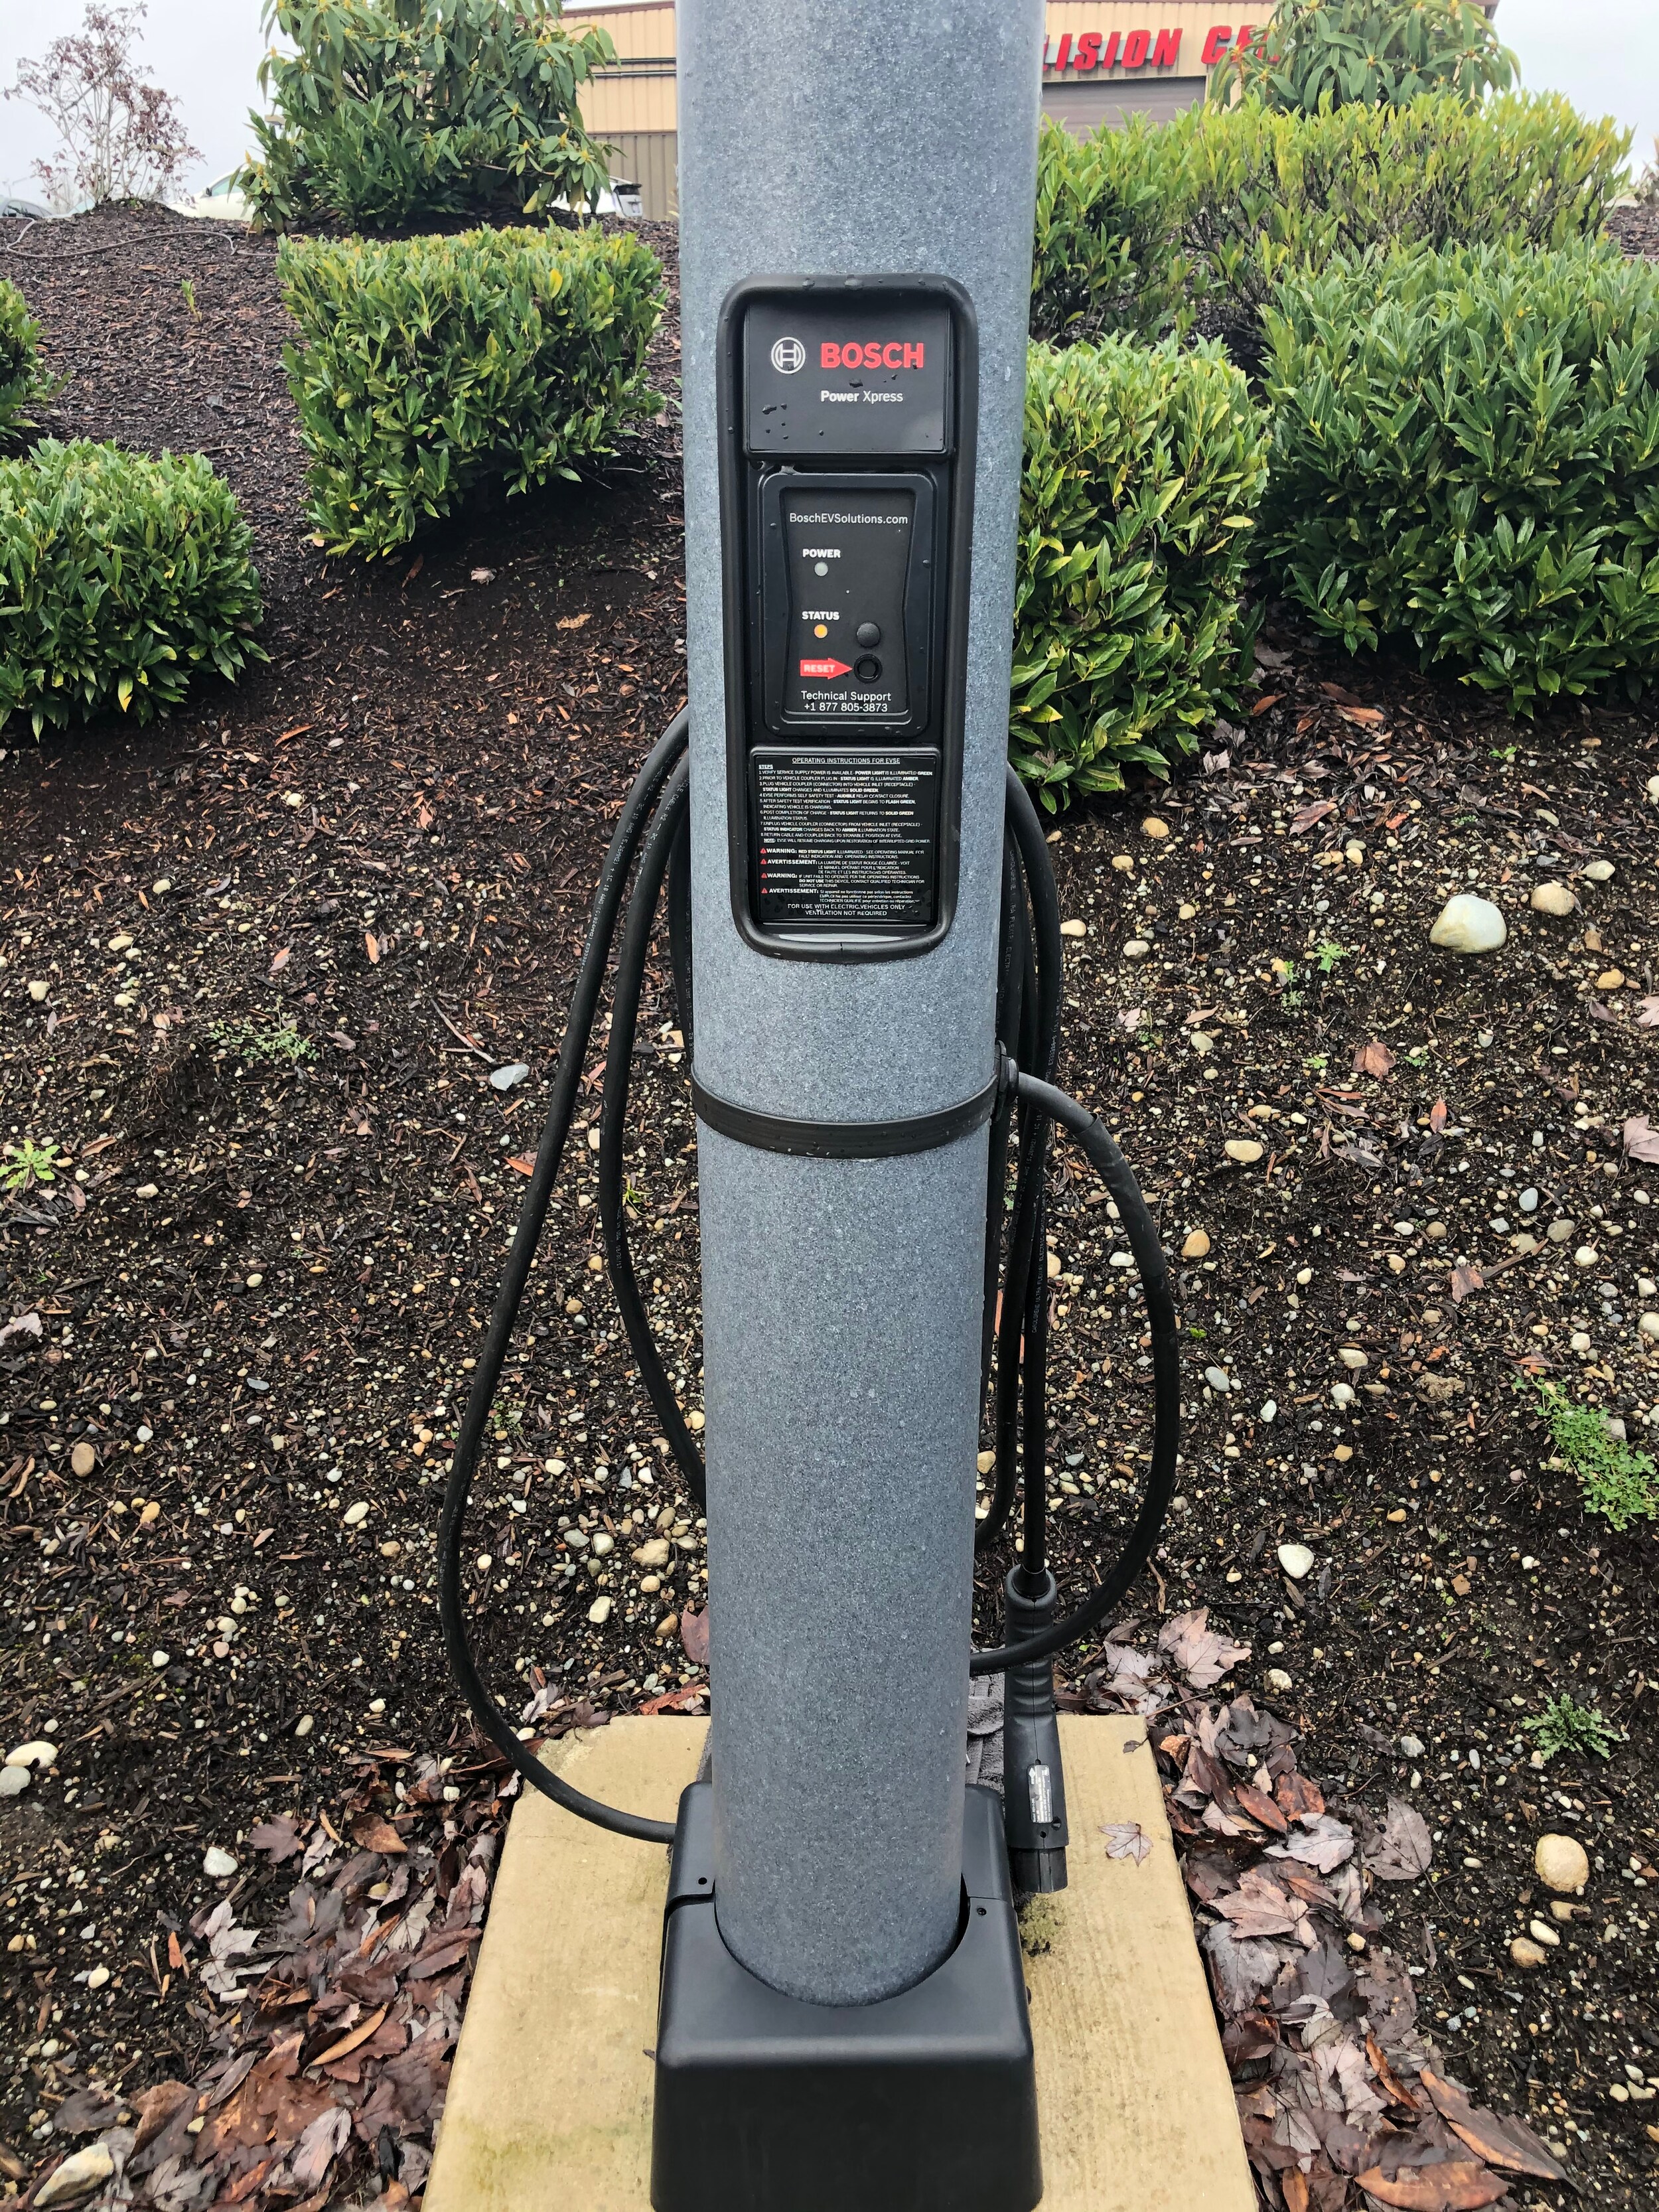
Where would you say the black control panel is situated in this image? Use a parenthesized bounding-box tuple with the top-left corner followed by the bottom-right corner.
(716, 277, 976, 960)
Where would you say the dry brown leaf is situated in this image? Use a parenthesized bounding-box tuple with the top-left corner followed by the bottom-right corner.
(1450, 1264, 1483, 1304)
(1234, 1783, 1289, 1835)
(1624, 1113, 1659, 1164)
(1101, 1821, 1153, 1864)
(1418, 2070, 1568, 2182)
(365, 932, 380, 965)
(270, 946, 291, 974)
(1353, 1040, 1396, 1079)
(311, 2003, 389, 2069)
(679, 1605, 709, 1666)
(555, 611, 591, 630)
(1354, 2161, 1508, 2209)
(352, 1816, 407, 1856)
(1337, 705, 1386, 727)
(1366, 1797, 1433, 1881)
(1366, 2035, 1420, 2111)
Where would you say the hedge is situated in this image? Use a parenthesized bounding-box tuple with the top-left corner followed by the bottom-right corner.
(240, 0, 615, 230)
(0, 279, 48, 439)
(0, 440, 266, 737)
(1031, 92, 1628, 346)
(1011, 337, 1270, 808)
(279, 225, 664, 559)
(1212, 0, 1515, 114)
(1258, 240, 1659, 713)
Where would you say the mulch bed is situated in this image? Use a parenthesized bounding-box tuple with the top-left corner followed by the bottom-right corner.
(0, 203, 1656, 2209)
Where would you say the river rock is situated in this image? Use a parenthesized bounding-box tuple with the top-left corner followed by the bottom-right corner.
(1529, 881, 1576, 917)
(1535, 1833, 1590, 1893)
(1509, 1937, 1548, 1969)
(1277, 1543, 1315, 1580)
(0, 1767, 29, 1799)
(203, 1846, 238, 1880)
(1430, 895, 1506, 954)
(70, 1441, 97, 1477)
(490, 1063, 530, 1092)
(1224, 1140, 1263, 1165)
(5, 1739, 56, 1770)
(36, 2144, 116, 2207)
(1181, 1230, 1210, 1259)
(587, 1594, 613, 1625)
(1337, 1347, 1369, 1371)
(1582, 859, 1614, 883)
(1204, 1366, 1231, 1393)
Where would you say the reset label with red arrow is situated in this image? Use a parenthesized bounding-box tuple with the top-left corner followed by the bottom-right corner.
(799, 657, 851, 680)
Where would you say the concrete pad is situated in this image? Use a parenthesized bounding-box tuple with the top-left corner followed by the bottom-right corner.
(425, 1714, 1254, 2212)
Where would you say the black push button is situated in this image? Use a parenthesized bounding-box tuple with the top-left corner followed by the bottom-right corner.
(855, 655, 881, 682)
(855, 622, 882, 646)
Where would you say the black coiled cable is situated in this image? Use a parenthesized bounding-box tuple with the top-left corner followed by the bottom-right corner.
(439, 715, 1179, 1841)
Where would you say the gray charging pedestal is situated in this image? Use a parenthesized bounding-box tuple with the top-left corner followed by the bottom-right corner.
(651, 1, 1046, 2205)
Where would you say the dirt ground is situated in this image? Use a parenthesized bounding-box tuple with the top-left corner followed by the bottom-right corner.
(0, 204, 1655, 2209)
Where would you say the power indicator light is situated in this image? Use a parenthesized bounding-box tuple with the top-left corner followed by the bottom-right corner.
(814, 623, 828, 638)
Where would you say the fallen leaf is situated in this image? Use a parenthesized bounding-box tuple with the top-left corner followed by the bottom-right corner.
(311, 2003, 389, 2068)
(1623, 1114, 1659, 1165)
(401, 554, 423, 587)
(1366, 2034, 1420, 2111)
(506, 1151, 536, 1176)
(470, 566, 496, 585)
(270, 946, 291, 973)
(289, 2102, 351, 2190)
(1158, 1607, 1251, 1691)
(679, 1605, 709, 1666)
(1353, 1040, 1396, 1079)
(1450, 1264, 1482, 1304)
(1636, 996, 1659, 1029)
(1352, 2161, 1508, 2209)
(1336, 705, 1386, 727)
(50, 2086, 120, 2134)
(1291, 799, 1338, 834)
(1366, 1797, 1433, 1882)
(1418, 2069, 1567, 2181)
(1101, 1821, 1152, 1864)
(249, 1816, 303, 1864)
(365, 932, 380, 965)
(131, 2077, 194, 2152)
(1215, 1867, 1302, 1937)
(555, 611, 591, 630)
(1428, 1098, 1449, 1136)
(0, 1311, 42, 1347)
(275, 723, 312, 744)
(1234, 1783, 1290, 1835)
(352, 1816, 407, 1856)
(1269, 1814, 1354, 1874)
(1252, 694, 1283, 715)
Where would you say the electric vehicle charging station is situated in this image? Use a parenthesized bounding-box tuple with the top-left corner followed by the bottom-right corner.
(434, 1, 1190, 2205)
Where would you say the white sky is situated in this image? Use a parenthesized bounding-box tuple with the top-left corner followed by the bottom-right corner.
(1, 0, 1655, 204)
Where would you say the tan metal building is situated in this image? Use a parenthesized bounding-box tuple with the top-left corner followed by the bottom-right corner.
(563, 1, 1497, 220)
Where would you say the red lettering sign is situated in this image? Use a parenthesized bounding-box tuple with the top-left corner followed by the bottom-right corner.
(1200, 25, 1232, 62)
(1101, 30, 1121, 67)
(1122, 28, 1150, 67)
(1151, 27, 1181, 66)
(1054, 31, 1072, 69)
(819, 340, 924, 370)
(1074, 29, 1102, 69)
(800, 658, 851, 680)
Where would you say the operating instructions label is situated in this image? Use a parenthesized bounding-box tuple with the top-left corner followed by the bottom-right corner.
(751, 747, 939, 926)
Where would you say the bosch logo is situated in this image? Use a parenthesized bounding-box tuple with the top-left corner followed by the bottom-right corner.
(770, 336, 806, 374)
(821, 340, 926, 370)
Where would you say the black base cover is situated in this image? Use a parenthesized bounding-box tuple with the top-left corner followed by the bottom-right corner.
(650, 1783, 1042, 2212)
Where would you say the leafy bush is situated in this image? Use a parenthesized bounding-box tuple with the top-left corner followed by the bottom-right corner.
(1031, 94, 1628, 345)
(279, 224, 662, 559)
(1011, 337, 1269, 808)
(0, 439, 266, 737)
(240, 0, 615, 230)
(1212, 0, 1514, 113)
(0, 279, 48, 437)
(1531, 1378, 1659, 1530)
(1258, 241, 1659, 715)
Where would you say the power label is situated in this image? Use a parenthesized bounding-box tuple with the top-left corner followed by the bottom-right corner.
(751, 748, 940, 928)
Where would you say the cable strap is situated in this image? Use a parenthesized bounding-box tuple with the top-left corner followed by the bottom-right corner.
(690, 1070, 1000, 1159)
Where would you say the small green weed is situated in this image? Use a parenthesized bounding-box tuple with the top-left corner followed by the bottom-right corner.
(1490, 741, 1518, 763)
(1, 1139, 60, 1191)
(1533, 1378, 1658, 1531)
(1303, 1053, 1329, 1072)
(206, 1017, 314, 1067)
(180, 277, 198, 317)
(1525, 1693, 1619, 1763)
(1314, 939, 1348, 975)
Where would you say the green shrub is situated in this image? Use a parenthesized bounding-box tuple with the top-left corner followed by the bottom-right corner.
(0, 440, 266, 738)
(1011, 336, 1269, 808)
(240, 0, 615, 230)
(1212, 0, 1514, 113)
(279, 224, 662, 560)
(0, 279, 48, 438)
(1031, 94, 1628, 345)
(1258, 240, 1659, 715)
